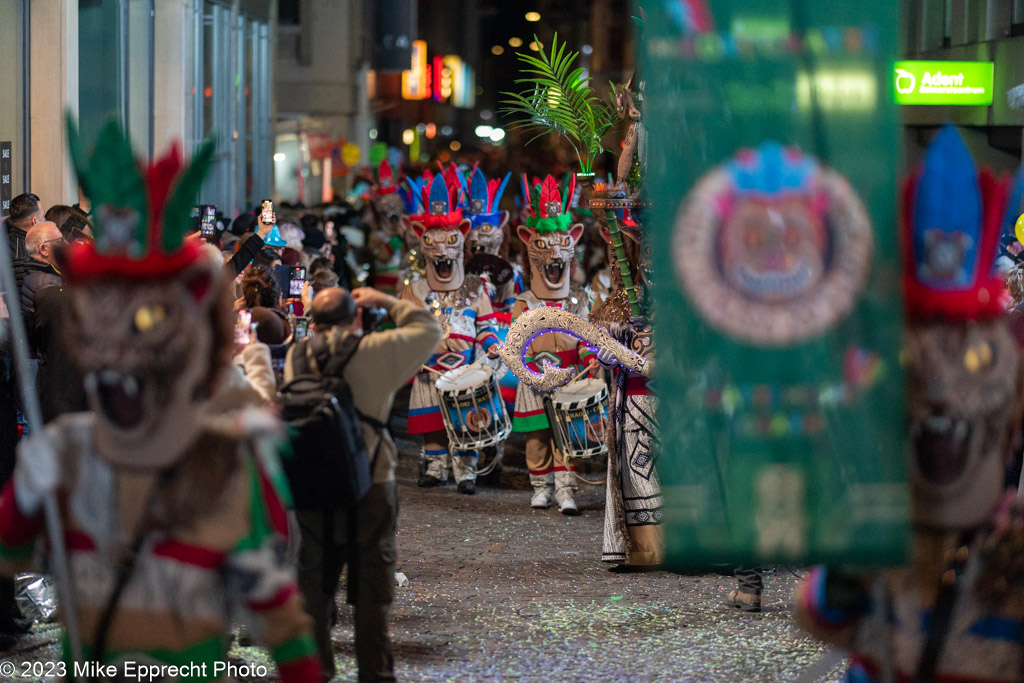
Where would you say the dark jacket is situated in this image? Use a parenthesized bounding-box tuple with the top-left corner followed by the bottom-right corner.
(225, 233, 266, 279)
(18, 259, 63, 356)
(4, 220, 27, 263)
(34, 286, 87, 422)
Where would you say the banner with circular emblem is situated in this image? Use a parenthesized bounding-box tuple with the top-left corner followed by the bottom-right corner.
(643, 0, 908, 568)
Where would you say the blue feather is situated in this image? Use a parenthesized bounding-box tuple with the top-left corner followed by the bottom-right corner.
(493, 172, 511, 212)
(913, 124, 982, 289)
(428, 175, 450, 215)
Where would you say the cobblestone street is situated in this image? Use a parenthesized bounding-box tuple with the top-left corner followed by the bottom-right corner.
(6, 400, 846, 682)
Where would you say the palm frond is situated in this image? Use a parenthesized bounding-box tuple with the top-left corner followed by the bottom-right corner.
(499, 32, 615, 173)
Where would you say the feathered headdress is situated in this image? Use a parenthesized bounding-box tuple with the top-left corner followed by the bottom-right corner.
(902, 124, 1007, 319)
(466, 165, 510, 228)
(520, 174, 575, 233)
(375, 160, 400, 195)
(405, 172, 465, 230)
(65, 115, 215, 281)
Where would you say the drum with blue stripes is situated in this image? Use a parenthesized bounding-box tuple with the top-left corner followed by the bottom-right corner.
(545, 378, 610, 458)
(435, 364, 512, 450)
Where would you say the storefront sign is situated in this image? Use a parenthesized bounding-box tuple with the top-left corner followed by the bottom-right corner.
(894, 60, 993, 106)
(0, 142, 11, 217)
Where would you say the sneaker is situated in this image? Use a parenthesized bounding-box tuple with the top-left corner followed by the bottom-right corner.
(530, 489, 552, 509)
(554, 489, 578, 516)
(726, 589, 761, 613)
(457, 480, 476, 495)
(418, 473, 443, 487)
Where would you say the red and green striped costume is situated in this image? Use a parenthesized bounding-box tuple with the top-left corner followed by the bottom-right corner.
(0, 410, 319, 682)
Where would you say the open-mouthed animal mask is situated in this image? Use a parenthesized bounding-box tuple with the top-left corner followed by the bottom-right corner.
(518, 223, 583, 300)
(467, 211, 509, 256)
(407, 219, 471, 291)
(74, 260, 226, 468)
(905, 320, 1022, 529)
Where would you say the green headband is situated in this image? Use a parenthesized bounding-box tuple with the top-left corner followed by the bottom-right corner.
(525, 212, 572, 233)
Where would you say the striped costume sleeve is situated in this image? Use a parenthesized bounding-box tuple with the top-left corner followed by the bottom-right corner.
(474, 286, 500, 351)
(228, 453, 319, 683)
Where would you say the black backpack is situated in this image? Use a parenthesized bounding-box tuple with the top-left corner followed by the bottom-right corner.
(276, 332, 383, 510)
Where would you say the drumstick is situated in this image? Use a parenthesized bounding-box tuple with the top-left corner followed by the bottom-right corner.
(565, 365, 592, 385)
(420, 365, 446, 377)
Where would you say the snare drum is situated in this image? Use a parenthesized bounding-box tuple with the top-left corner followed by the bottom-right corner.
(545, 378, 610, 458)
(435, 364, 512, 450)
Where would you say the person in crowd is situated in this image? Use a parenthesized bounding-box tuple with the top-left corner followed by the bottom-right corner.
(242, 265, 292, 345)
(285, 285, 441, 683)
(61, 205, 93, 243)
(0, 298, 31, 648)
(0, 119, 320, 681)
(18, 223, 64, 355)
(43, 205, 74, 232)
(4, 193, 44, 263)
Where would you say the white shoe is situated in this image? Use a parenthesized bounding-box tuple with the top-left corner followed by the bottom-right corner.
(554, 489, 578, 516)
(530, 489, 552, 509)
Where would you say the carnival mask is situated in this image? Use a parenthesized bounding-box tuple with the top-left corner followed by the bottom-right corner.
(407, 220, 471, 291)
(402, 173, 469, 292)
(371, 191, 406, 240)
(74, 260, 226, 468)
(467, 211, 509, 256)
(518, 223, 583, 300)
(905, 320, 1022, 529)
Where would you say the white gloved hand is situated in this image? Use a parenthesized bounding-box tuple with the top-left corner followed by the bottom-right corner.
(596, 348, 619, 369)
(13, 432, 59, 516)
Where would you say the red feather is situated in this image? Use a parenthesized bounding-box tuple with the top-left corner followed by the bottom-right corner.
(540, 176, 560, 218)
(487, 179, 500, 210)
(145, 144, 182, 250)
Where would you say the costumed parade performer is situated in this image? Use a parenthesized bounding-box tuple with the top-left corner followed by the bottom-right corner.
(462, 165, 522, 316)
(0, 120, 319, 680)
(368, 160, 408, 295)
(590, 207, 661, 566)
(400, 172, 501, 494)
(512, 175, 597, 514)
(796, 125, 1024, 682)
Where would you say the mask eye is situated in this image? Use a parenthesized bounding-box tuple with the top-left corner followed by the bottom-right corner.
(423, 236, 433, 246)
(447, 234, 458, 245)
(481, 224, 491, 232)
(536, 239, 546, 249)
(562, 236, 571, 246)
(134, 305, 166, 333)
(964, 341, 994, 373)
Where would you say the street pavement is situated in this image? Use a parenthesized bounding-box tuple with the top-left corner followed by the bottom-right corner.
(5, 400, 846, 682)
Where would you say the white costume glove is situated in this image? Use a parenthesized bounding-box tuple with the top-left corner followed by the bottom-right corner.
(596, 348, 619, 369)
(13, 432, 59, 516)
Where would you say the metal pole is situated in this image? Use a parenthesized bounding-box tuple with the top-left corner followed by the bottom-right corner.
(148, 0, 156, 161)
(0, 232, 82, 665)
(120, 0, 130, 132)
(21, 0, 30, 191)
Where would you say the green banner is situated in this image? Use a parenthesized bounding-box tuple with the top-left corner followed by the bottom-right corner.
(894, 60, 994, 106)
(643, 1, 909, 567)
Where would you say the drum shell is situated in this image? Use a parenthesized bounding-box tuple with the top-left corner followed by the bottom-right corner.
(436, 368, 511, 450)
(546, 380, 610, 458)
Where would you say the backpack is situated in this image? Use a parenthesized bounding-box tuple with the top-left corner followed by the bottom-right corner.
(276, 332, 383, 510)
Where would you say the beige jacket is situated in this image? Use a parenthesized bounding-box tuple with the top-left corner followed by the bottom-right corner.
(284, 296, 442, 483)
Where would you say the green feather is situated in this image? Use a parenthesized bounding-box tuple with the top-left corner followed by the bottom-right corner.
(66, 114, 148, 250)
(161, 137, 216, 252)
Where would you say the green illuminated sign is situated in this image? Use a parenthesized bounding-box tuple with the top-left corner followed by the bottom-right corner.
(894, 60, 993, 106)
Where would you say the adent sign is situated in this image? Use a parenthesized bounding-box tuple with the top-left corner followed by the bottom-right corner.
(894, 61, 993, 106)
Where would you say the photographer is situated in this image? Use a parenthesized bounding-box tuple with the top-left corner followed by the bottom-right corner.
(284, 286, 440, 682)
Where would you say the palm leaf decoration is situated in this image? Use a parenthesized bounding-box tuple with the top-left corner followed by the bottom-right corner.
(500, 33, 616, 174)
